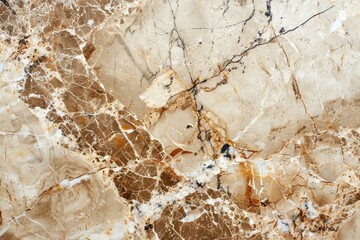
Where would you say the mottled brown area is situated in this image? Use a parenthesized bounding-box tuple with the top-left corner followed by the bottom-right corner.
(114, 160, 181, 202)
(0, 3, 17, 35)
(17, 32, 166, 166)
(52, 31, 81, 55)
(41, 2, 109, 36)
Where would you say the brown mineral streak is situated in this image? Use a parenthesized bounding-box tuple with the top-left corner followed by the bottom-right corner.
(169, 148, 193, 157)
(234, 163, 262, 208)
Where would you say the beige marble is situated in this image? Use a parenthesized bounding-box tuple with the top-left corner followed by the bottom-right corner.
(0, 0, 359, 239)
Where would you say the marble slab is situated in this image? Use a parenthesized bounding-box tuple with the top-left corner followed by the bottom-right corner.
(0, 0, 359, 239)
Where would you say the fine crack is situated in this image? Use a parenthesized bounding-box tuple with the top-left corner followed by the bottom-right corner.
(197, 5, 335, 86)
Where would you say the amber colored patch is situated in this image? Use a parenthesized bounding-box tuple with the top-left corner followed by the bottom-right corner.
(121, 124, 133, 131)
(112, 134, 127, 148)
(169, 148, 193, 157)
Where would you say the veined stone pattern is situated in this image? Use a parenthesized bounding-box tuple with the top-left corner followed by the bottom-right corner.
(0, 0, 359, 239)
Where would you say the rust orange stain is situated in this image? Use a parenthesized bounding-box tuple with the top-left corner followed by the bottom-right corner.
(169, 148, 193, 157)
(121, 124, 133, 130)
(237, 163, 261, 207)
(113, 135, 127, 147)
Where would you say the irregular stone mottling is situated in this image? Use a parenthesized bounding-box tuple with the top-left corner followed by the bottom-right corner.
(0, 0, 359, 239)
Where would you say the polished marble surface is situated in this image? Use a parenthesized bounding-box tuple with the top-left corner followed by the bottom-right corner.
(0, 0, 359, 239)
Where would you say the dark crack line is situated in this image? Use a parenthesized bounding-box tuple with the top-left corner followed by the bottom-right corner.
(166, 0, 215, 154)
(222, 0, 230, 17)
(241, 0, 256, 33)
(157, 3, 333, 154)
(274, 34, 319, 131)
(115, 34, 153, 80)
(265, 0, 273, 23)
(196, 5, 334, 86)
(178, 0, 255, 32)
(1, 0, 16, 15)
(167, 0, 194, 83)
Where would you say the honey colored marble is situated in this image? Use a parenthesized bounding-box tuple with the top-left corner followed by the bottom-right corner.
(0, 0, 359, 239)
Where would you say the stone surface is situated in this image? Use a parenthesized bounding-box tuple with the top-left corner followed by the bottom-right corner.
(0, 0, 359, 239)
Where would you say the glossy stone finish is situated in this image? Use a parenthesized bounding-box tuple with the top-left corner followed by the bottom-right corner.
(0, 0, 359, 239)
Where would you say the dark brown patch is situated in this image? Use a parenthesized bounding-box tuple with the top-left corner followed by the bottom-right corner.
(83, 42, 96, 60)
(114, 160, 181, 203)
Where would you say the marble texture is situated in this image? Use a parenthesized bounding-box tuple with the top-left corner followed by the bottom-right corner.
(0, 0, 359, 239)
